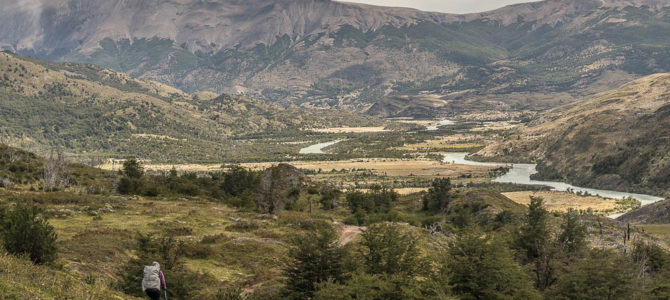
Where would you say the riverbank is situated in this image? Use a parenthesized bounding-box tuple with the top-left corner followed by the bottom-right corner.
(442, 152, 665, 217)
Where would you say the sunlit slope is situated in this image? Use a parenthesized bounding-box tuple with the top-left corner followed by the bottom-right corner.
(0, 52, 381, 161)
(477, 74, 670, 195)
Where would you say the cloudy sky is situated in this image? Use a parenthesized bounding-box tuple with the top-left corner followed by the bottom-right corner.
(338, 0, 536, 14)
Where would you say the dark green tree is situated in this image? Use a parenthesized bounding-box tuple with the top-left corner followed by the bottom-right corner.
(548, 249, 636, 300)
(319, 188, 341, 210)
(557, 209, 586, 254)
(283, 225, 347, 299)
(422, 178, 453, 213)
(345, 186, 397, 215)
(447, 228, 541, 300)
(123, 158, 144, 179)
(516, 197, 555, 290)
(360, 223, 425, 277)
(518, 197, 549, 261)
(314, 272, 447, 300)
(221, 165, 259, 197)
(1, 205, 57, 264)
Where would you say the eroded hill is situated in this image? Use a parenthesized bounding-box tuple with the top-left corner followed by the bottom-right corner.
(475, 73, 670, 196)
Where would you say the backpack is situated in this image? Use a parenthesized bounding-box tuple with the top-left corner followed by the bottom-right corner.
(142, 265, 161, 291)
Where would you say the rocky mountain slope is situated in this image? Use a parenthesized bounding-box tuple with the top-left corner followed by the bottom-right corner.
(1, 0, 668, 115)
(475, 73, 670, 195)
(617, 199, 670, 224)
(0, 52, 381, 161)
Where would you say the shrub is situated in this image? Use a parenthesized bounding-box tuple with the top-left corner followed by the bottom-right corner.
(1, 205, 58, 264)
(422, 178, 453, 213)
(122, 158, 144, 179)
(117, 177, 142, 195)
(360, 223, 425, 277)
(447, 228, 540, 300)
(283, 225, 347, 299)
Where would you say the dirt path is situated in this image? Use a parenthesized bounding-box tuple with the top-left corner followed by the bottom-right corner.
(338, 224, 365, 245)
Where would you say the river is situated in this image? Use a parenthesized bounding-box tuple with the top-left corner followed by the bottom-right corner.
(426, 119, 456, 131)
(442, 152, 665, 218)
(299, 140, 343, 154)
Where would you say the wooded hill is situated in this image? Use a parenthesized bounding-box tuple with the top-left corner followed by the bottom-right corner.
(475, 73, 670, 196)
(0, 52, 382, 162)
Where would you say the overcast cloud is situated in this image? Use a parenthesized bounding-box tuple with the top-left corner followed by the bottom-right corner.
(338, 0, 537, 14)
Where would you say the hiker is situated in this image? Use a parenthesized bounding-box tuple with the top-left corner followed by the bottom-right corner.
(142, 261, 167, 300)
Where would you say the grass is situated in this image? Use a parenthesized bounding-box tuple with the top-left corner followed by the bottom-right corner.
(502, 191, 628, 215)
(40, 196, 351, 294)
(0, 251, 139, 299)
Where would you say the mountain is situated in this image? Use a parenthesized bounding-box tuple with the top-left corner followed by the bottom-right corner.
(1, 0, 669, 115)
(474, 73, 670, 196)
(617, 199, 670, 224)
(0, 52, 381, 162)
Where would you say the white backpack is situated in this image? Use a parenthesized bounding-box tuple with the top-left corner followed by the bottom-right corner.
(142, 264, 161, 291)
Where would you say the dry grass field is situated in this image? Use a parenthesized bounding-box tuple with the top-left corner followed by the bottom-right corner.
(240, 158, 495, 177)
(503, 191, 619, 213)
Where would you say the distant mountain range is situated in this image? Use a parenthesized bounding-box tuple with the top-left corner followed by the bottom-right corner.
(1, 0, 669, 116)
(475, 73, 670, 196)
(0, 52, 381, 162)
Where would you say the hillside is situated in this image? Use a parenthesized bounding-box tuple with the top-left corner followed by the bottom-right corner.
(0, 251, 138, 299)
(0, 52, 381, 162)
(617, 199, 670, 224)
(1, 0, 669, 115)
(475, 73, 670, 195)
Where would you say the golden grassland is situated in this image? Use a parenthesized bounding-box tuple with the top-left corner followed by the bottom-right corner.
(240, 158, 495, 177)
(503, 191, 618, 213)
(100, 158, 497, 178)
(0, 251, 139, 299)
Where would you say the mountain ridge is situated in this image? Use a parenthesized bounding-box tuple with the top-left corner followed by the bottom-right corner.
(474, 73, 670, 196)
(1, 0, 669, 114)
(0, 51, 382, 162)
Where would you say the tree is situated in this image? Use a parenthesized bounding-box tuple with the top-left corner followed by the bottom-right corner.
(360, 223, 425, 277)
(548, 249, 636, 300)
(516, 197, 554, 290)
(422, 178, 453, 213)
(518, 197, 549, 261)
(314, 272, 446, 300)
(122, 158, 144, 179)
(2, 205, 57, 264)
(221, 165, 259, 197)
(345, 186, 397, 215)
(320, 188, 341, 210)
(557, 209, 586, 254)
(283, 225, 347, 299)
(42, 149, 68, 191)
(447, 228, 541, 300)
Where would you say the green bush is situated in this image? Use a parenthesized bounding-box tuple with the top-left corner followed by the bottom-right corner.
(282, 225, 347, 299)
(1, 205, 58, 265)
(360, 223, 426, 277)
(422, 178, 453, 213)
